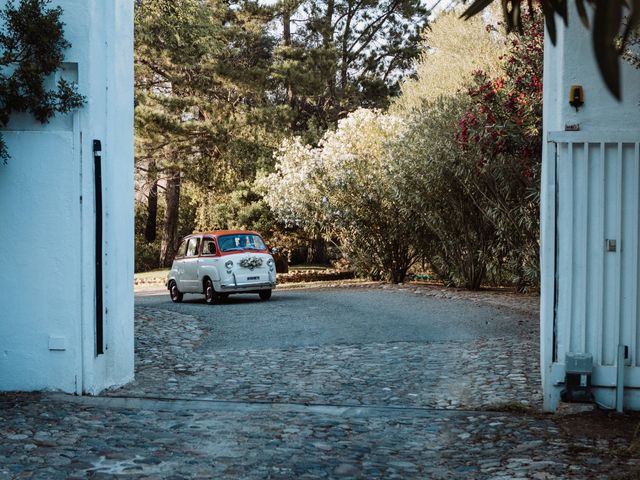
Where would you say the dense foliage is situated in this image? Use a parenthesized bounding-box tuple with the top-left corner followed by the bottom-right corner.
(264, 12, 543, 288)
(457, 19, 543, 288)
(135, 0, 284, 266)
(0, 0, 84, 163)
(134, 0, 431, 270)
(135, 0, 545, 291)
(262, 109, 416, 282)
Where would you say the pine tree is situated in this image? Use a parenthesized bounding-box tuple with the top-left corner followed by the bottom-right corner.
(135, 0, 281, 267)
(271, 0, 429, 137)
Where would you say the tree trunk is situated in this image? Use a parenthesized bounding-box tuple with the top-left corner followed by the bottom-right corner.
(144, 160, 158, 243)
(339, 2, 354, 100)
(159, 169, 181, 268)
(322, 0, 335, 47)
(306, 235, 328, 264)
(322, 0, 337, 118)
(282, 4, 297, 130)
(283, 6, 292, 104)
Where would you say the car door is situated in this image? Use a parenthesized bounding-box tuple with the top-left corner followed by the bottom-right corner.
(197, 236, 220, 281)
(172, 239, 189, 291)
(182, 236, 201, 292)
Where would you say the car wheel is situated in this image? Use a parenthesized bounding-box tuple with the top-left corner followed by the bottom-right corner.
(204, 278, 219, 305)
(259, 289, 272, 301)
(169, 281, 183, 303)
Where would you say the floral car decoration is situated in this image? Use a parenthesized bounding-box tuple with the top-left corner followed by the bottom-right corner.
(239, 256, 263, 269)
(166, 230, 277, 305)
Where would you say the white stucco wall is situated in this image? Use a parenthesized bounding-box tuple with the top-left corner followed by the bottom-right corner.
(541, 5, 640, 411)
(0, 1, 134, 394)
(542, 8, 640, 134)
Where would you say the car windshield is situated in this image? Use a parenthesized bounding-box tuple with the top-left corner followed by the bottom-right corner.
(218, 234, 267, 252)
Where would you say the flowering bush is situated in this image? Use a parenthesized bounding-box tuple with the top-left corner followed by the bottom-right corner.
(262, 109, 417, 283)
(390, 15, 543, 290)
(261, 14, 544, 290)
(455, 15, 543, 289)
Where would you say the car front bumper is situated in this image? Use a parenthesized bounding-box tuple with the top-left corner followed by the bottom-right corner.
(219, 281, 276, 291)
(219, 271, 276, 292)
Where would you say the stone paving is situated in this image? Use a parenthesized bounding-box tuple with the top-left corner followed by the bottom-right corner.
(2, 286, 640, 479)
(109, 306, 542, 410)
(2, 392, 638, 480)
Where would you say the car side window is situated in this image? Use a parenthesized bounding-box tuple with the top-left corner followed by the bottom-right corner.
(176, 239, 189, 258)
(186, 237, 200, 257)
(202, 238, 217, 256)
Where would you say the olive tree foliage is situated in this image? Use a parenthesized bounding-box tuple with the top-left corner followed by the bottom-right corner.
(263, 11, 542, 289)
(390, 96, 497, 289)
(262, 109, 417, 282)
(0, 0, 84, 163)
(393, 10, 505, 114)
(391, 14, 543, 290)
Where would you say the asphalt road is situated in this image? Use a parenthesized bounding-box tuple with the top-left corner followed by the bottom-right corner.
(136, 286, 535, 351)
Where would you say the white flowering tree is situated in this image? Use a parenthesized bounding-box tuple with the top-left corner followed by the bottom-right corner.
(261, 109, 417, 283)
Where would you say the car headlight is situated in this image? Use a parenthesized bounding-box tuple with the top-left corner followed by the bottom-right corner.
(267, 258, 274, 267)
(225, 260, 234, 269)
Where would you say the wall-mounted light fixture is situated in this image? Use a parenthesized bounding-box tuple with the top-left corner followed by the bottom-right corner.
(569, 85, 584, 111)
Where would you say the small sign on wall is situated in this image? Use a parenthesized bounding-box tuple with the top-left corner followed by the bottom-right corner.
(48, 336, 67, 351)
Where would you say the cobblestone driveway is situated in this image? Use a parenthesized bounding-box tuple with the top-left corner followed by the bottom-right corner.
(1, 285, 639, 479)
(111, 305, 542, 410)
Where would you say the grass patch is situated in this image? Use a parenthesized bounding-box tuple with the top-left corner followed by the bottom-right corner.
(289, 265, 330, 271)
(135, 269, 169, 281)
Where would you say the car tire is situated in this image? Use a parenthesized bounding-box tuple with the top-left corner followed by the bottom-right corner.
(169, 280, 183, 303)
(204, 278, 219, 305)
(259, 289, 272, 301)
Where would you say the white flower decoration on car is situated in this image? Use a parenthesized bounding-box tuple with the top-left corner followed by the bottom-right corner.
(239, 257, 264, 269)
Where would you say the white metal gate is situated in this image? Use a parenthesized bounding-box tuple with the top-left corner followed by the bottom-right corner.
(542, 131, 640, 411)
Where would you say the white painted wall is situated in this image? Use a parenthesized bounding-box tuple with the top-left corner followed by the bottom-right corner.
(542, 4, 640, 411)
(0, 1, 134, 394)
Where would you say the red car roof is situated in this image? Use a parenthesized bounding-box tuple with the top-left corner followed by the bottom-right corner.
(184, 230, 261, 238)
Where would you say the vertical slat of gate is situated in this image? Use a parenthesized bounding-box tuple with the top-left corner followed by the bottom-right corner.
(556, 142, 568, 359)
(596, 142, 606, 365)
(563, 143, 575, 359)
(543, 141, 558, 369)
(620, 143, 632, 368)
(635, 143, 640, 367)
(573, 142, 588, 352)
(587, 142, 603, 362)
(614, 143, 624, 364)
(581, 142, 589, 352)
(627, 143, 639, 367)
(603, 142, 619, 365)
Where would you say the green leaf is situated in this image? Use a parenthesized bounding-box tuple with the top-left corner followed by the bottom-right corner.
(460, 0, 496, 21)
(575, 0, 590, 29)
(619, 0, 640, 49)
(592, 0, 622, 99)
(539, 1, 558, 45)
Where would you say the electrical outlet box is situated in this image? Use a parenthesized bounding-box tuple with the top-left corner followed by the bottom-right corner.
(561, 353, 594, 403)
(565, 352, 593, 374)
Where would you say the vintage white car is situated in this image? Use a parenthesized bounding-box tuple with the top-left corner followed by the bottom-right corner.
(167, 230, 276, 304)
